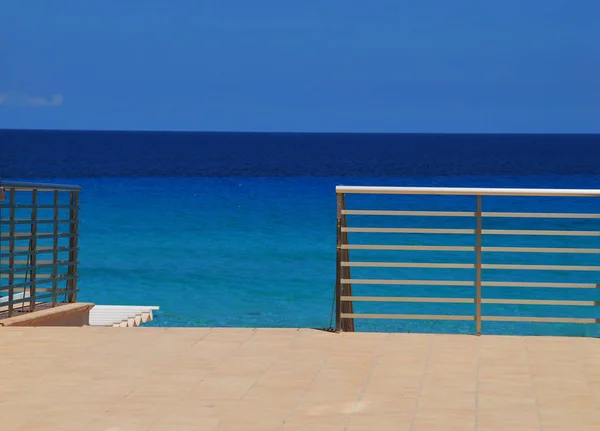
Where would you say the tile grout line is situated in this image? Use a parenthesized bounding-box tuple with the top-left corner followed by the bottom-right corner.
(408, 334, 434, 431)
(569, 338, 600, 413)
(344, 333, 390, 431)
(189, 329, 260, 380)
(474, 335, 480, 431)
(97, 328, 253, 430)
(37, 327, 136, 383)
(87, 327, 218, 428)
(41, 328, 192, 430)
(173, 328, 261, 431)
(125, 327, 218, 399)
(523, 338, 544, 431)
(278, 331, 345, 429)
(162, 327, 221, 394)
(184, 328, 263, 430)
(213, 328, 303, 430)
(189, 327, 217, 348)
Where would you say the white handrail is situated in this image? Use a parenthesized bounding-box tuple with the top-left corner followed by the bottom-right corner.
(335, 186, 600, 197)
(1, 180, 81, 191)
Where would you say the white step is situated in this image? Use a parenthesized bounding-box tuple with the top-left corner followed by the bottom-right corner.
(89, 305, 160, 327)
(0, 291, 29, 303)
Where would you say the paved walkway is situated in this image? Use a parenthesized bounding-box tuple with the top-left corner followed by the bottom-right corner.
(1, 327, 599, 430)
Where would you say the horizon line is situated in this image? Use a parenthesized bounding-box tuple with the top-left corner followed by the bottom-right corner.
(1, 128, 599, 136)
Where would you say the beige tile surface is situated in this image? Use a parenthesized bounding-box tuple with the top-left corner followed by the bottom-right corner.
(0, 327, 598, 430)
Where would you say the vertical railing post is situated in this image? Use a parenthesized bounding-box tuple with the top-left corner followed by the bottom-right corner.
(67, 191, 80, 303)
(335, 193, 343, 331)
(7, 189, 16, 317)
(29, 190, 38, 312)
(475, 195, 483, 335)
(51, 190, 59, 307)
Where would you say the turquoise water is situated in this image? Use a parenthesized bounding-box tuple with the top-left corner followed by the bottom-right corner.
(2, 130, 600, 335)
(67, 176, 600, 336)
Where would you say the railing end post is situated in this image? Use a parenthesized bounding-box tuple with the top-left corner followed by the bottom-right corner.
(475, 195, 483, 337)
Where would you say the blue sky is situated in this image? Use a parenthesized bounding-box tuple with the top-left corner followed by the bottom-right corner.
(1, 1, 598, 133)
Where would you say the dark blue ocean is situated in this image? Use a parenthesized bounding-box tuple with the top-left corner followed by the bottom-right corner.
(1, 130, 599, 336)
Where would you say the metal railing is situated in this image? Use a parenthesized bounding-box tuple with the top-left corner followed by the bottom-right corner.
(335, 186, 600, 334)
(0, 181, 80, 318)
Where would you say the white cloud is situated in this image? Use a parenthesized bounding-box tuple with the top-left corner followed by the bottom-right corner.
(21, 94, 63, 107)
(0, 93, 63, 107)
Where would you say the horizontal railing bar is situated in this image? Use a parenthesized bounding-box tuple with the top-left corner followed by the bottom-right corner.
(483, 299, 597, 306)
(1, 181, 81, 191)
(341, 313, 474, 321)
(0, 260, 78, 274)
(483, 246, 600, 254)
(342, 279, 475, 286)
(10, 274, 56, 279)
(33, 287, 71, 293)
(342, 262, 474, 269)
(336, 186, 600, 197)
(482, 263, 600, 271)
(9, 246, 74, 252)
(342, 210, 600, 219)
(0, 233, 77, 241)
(481, 316, 597, 324)
(483, 229, 600, 236)
(0, 219, 77, 225)
(341, 314, 595, 323)
(344, 228, 600, 236)
(342, 210, 475, 217)
(0, 290, 79, 307)
(341, 296, 598, 306)
(343, 227, 475, 234)
(342, 296, 473, 303)
(343, 279, 598, 288)
(0, 205, 77, 209)
(0, 286, 72, 298)
(342, 244, 600, 254)
(0, 274, 78, 291)
(343, 210, 600, 219)
(0, 232, 77, 239)
(483, 211, 600, 219)
(482, 281, 598, 288)
(0, 247, 79, 259)
(342, 244, 475, 252)
(0, 260, 53, 265)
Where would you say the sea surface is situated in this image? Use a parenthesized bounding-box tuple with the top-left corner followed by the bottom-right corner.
(1, 130, 599, 336)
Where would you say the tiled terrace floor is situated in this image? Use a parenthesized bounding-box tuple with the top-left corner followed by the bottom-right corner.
(1, 327, 599, 431)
